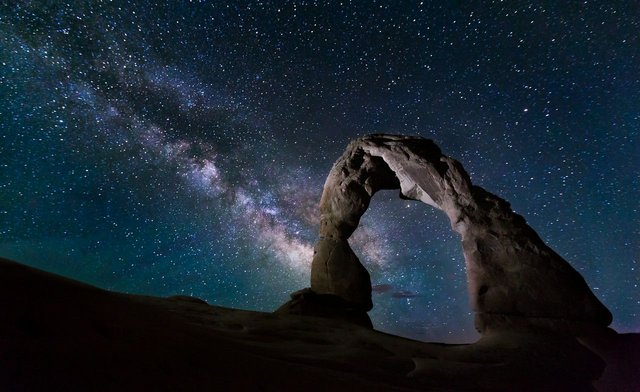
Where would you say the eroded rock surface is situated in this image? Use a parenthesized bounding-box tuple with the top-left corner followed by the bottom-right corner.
(5, 257, 636, 391)
(307, 134, 611, 332)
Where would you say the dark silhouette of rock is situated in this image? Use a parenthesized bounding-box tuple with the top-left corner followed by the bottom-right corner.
(1, 257, 637, 391)
(304, 134, 611, 332)
(275, 288, 373, 328)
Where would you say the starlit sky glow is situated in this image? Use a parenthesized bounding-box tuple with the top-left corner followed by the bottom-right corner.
(1, 1, 638, 342)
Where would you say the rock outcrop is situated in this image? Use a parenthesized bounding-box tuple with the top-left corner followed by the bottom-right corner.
(304, 134, 611, 332)
(3, 257, 637, 391)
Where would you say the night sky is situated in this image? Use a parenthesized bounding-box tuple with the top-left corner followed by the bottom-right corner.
(1, 1, 638, 343)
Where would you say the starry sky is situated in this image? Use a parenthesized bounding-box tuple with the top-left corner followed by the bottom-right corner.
(1, 1, 638, 343)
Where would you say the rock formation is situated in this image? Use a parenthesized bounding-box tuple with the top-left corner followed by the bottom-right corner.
(300, 134, 611, 332)
(4, 257, 637, 391)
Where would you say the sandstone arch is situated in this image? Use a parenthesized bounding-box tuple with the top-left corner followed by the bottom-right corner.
(307, 134, 611, 332)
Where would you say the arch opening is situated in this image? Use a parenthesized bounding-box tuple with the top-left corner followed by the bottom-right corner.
(352, 189, 478, 343)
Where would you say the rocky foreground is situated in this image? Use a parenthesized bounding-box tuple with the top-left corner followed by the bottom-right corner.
(0, 258, 637, 391)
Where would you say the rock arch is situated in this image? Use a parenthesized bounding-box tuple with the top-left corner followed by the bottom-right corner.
(307, 134, 611, 332)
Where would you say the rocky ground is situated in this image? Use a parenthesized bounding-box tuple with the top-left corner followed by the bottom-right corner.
(1, 257, 637, 391)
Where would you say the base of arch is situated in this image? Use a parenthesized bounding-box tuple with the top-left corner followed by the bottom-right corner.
(275, 288, 373, 329)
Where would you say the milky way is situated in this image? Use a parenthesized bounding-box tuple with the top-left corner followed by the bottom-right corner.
(1, 1, 638, 342)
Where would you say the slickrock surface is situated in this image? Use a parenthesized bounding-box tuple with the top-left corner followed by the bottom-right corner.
(2, 258, 638, 391)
